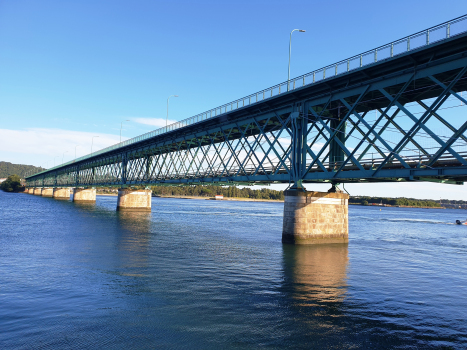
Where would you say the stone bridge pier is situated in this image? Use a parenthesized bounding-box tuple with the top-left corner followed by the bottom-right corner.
(282, 189, 349, 245)
(116, 189, 152, 211)
(73, 188, 96, 202)
(53, 188, 70, 200)
(41, 188, 53, 197)
(33, 188, 42, 195)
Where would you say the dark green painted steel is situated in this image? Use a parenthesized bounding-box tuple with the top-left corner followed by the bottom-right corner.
(26, 17, 467, 188)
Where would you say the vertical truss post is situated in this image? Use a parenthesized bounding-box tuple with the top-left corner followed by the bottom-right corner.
(329, 106, 346, 170)
(122, 154, 128, 187)
(145, 155, 151, 182)
(76, 166, 80, 187)
(290, 107, 307, 189)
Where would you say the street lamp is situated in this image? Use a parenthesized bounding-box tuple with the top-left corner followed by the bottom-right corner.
(167, 95, 179, 127)
(75, 145, 80, 160)
(62, 151, 68, 164)
(287, 29, 306, 91)
(91, 136, 99, 156)
(120, 120, 130, 143)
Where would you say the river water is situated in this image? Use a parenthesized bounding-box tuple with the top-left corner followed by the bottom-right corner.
(1, 191, 466, 349)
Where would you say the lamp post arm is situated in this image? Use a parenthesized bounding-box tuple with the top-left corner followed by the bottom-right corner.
(288, 29, 305, 91)
(288, 29, 295, 86)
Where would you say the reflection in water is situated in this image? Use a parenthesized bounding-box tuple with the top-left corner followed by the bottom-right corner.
(73, 201, 96, 211)
(117, 210, 152, 233)
(115, 211, 152, 277)
(281, 244, 349, 339)
(282, 244, 349, 305)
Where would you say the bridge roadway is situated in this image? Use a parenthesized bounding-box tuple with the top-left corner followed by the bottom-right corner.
(24, 16, 467, 244)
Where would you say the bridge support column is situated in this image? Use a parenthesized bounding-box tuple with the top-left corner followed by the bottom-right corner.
(73, 188, 96, 202)
(41, 187, 53, 197)
(33, 188, 42, 195)
(28, 188, 34, 194)
(282, 189, 349, 244)
(116, 189, 152, 211)
(53, 187, 70, 200)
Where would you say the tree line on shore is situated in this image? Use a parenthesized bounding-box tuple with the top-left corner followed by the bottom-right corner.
(0, 161, 44, 178)
(149, 184, 285, 200)
(350, 196, 441, 207)
(0, 175, 23, 192)
(149, 185, 442, 206)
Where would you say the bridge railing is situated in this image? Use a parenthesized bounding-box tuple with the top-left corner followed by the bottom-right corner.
(27, 15, 467, 179)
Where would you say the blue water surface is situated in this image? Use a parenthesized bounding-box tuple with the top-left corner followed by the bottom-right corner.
(0, 191, 466, 349)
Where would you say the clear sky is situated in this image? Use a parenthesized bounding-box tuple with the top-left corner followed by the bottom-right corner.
(2, 0, 467, 200)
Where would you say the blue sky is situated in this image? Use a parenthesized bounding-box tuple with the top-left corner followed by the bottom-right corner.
(2, 0, 467, 199)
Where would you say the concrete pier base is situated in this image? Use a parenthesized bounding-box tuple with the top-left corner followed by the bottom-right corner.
(33, 188, 42, 196)
(41, 188, 53, 197)
(116, 189, 152, 211)
(28, 188, 34, 194)
(53, 187, 70, 200)
(282, 189, 349, 245)
(73, 188, 96, 202)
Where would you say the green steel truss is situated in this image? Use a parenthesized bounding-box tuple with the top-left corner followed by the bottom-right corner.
(27, 28, 467, 188)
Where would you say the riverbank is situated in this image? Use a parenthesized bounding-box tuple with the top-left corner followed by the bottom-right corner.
(153, 194, 284, 203)
(96, 192, 447, 207)
(349, 203, 445, 209)
(96, 191, 283, 202)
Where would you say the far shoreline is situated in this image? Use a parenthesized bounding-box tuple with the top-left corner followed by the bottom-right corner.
(96, 192, 282, 203)
(95, 192, 448, 208)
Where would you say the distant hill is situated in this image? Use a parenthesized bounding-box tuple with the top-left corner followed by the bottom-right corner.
(0, 161, 45, 179)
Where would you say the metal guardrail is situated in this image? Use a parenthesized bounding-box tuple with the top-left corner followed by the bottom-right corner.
(27, 14, 467, 179)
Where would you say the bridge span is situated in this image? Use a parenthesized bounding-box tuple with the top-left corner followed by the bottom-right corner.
(25, 16, 467, 244)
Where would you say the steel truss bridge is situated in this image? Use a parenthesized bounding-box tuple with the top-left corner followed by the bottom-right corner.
(26, 16, 467, 189)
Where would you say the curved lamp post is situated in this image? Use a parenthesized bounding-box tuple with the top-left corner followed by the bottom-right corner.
(288, 29, 306, 91)
(167, 95, 179, 127)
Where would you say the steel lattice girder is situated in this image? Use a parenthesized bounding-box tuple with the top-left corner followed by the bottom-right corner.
(26, 33, 467, 187)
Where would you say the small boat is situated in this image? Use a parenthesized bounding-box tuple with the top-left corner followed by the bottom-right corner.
(455, 220, 467, 225)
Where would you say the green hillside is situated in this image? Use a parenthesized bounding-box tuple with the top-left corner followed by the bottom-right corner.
(0, 161, 45, 178)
